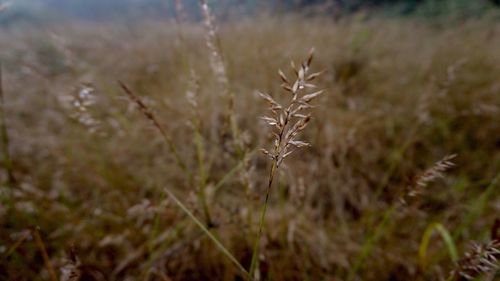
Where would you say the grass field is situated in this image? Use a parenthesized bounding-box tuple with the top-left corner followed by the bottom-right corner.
(0, 7, 499, 281)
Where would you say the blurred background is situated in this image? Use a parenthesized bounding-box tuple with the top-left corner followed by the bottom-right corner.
(1, 1, 499, 281)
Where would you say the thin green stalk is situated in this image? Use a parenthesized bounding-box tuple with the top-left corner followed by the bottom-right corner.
(164, 188, 251, 280)
(170, 9, 214, 227)
(121, 80, 221, 237)
(214, 159, 245, 193)
(185, 69, 214, 227)
(347, 204, 397, 281)
(148, 191, 166, 252)
(373, 124, 420, 199)
(211, 149, 258, 195)
(0, 63, 15, 187)
(249, 160, 277, 277)
(193, 117, 213, 226)
(453, 173, 499, 239)
(139, 220, 189, 281)
(160, 132, 193, 186)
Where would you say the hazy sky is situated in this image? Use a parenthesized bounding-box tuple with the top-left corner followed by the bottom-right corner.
(2, 0, 262, 21)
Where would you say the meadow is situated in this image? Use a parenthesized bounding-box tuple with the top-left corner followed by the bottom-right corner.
(0, 5, 499, 281)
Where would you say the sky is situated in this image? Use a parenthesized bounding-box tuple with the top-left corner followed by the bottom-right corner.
(1, 0, 262, 22)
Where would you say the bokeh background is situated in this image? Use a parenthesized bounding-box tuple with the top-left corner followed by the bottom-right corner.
(1, 1, 499, 280)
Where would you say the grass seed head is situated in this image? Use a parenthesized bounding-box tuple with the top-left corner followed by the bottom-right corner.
(451, 240, 500, 280)
(259, 49, 323, 168)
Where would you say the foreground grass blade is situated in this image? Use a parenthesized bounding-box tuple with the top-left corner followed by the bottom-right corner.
(163, 188, 251, 280)
(32, 228, 59, 281)
(419, 222, 458, 271)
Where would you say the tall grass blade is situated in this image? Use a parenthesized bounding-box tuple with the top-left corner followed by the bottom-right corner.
(163, 188, 251, 280)
(419, 222, 458, 271)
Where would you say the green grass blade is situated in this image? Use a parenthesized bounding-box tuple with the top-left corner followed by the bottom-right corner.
(419, 222, 458, 271)
(454, 174, 499, 239)
(347, 204, 396, 281)
(164, 188, 251, 280)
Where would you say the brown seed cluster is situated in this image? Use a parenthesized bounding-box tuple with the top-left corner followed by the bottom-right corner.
(451, 240, 500, 280)
(407, 154, 457, 198)
(199, 0, 228, 90)
(259, 48, 323, 167)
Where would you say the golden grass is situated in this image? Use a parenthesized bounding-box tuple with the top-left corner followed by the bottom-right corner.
(0, 13, 499, 280)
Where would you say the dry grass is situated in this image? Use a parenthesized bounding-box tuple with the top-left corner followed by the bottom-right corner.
(0, 11, 499, 281)
(450, 239, 500, 280)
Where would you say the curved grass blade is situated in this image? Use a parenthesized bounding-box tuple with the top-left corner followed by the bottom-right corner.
(419, 222, 458, 271)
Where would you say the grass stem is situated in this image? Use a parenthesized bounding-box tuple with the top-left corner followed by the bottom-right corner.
(0, 63, 16, 187)
(164, 188, 251, 280)
(249, 160, 277, 278)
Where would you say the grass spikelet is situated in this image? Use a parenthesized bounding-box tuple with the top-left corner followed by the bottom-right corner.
(250, 48, 323, 277)
(199, 0, 229, 92)
(404, 154, 457, 200)
(351, 154, 458, 280)
(449, 240, 500, 280)
(198, 0, 242, 153)
(198, 0, 254, 205)
(415, 154, 457, 190)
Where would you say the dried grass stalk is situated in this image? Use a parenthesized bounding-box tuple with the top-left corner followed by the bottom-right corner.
(199, 0, 229, 94)
(401, 154, 457, 203)
(198, 0, 253, 197)
(414, 154, 457, 190)
(118, 81, 193, 187)
(250, 48, 323, 277)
